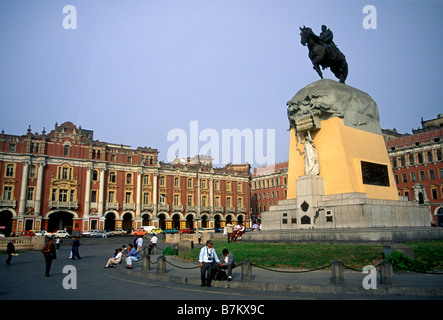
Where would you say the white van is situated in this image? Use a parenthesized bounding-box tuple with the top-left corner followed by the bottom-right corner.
(141, 226, 156, 233)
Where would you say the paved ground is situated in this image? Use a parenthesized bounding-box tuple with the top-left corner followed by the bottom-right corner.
(0, 235, 442, 315)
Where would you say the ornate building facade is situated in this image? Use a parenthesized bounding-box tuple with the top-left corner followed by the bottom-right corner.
(384, 114, 443, 226)
(250, 161, 288, 223)
(0, 122, 251, 235)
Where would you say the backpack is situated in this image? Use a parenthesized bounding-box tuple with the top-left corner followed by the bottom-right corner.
(215, 270, 227, 281)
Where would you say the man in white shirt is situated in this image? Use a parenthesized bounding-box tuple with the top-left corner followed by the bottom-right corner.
(136, 236, 144, 256)
(149, 234, 158, 255)
(199, 240, 222, 287)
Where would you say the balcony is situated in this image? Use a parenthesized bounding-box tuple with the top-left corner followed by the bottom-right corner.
(0, 199, 16, 208)
(186, 205, 197, 213)
(172, 205, 184, 212)
(106, 202, 120, 210)
(49, 201, 78, 209)
(238, 207, 246, 214)
(142, 203, 154, 211)
(123, 203, 136, 211)
(226, 206, 236, 214)
(158, 203, 170, 212)
(214, 206, 224, 213)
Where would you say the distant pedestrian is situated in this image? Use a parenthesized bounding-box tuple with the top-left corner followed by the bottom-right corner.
(6, 240, 15, 265)
(55, 237, 61, 250)
(197, 232, 202, 245)
(136, 235, 143, 257)
(226, 223, 233, 243)
(149, 234, 158, 254)
(41, 238, 57, 277)
(71, 236, 82, 260)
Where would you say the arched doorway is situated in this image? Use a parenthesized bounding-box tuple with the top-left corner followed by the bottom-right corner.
(48, 211, 74, 232)
(142, 213, 151, 226)
(186, 214, 194, 229)
(201, 215, 208, 228)
(237, 215, 244, 225)
(0, 210, 13, 236)
(214, 215, 221, 229)
(105, 212, 116, 231)
(122, 212, 133, 232)
(172, 214, 181, 229)
(158, 214, 166, 230)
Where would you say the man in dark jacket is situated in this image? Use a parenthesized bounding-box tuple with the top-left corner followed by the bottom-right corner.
(41, 238, 57, 277)
(6, 240, 15, 265)
(215, 248, 236, 281)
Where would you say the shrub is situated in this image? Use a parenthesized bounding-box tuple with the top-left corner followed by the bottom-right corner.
(386, 251, 431, 273)
(162, 246, 178, 256)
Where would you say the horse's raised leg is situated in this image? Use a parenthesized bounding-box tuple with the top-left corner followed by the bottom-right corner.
(313, 63, 323, 79)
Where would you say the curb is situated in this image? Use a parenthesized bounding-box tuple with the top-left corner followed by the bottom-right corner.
(115, 256, 443, 297)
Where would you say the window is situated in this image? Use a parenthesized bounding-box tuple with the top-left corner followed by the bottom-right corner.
(27, 187, 34, 200)
(174, 194, 180, 206)
(427, 151, 433, 163)
(226, 197, 231, 208)
(238, 182, 242, 192)
(160, 176, 166, 186)
(143, 175, 150, 185)
(238, 197, 243, 208)
(437, 149, 442, 161)
(29, 165, 37, 179)
(430, 169, 435, 180)
(109, 172, 116, 183)
(411, 172, 416, 182)
(402, 173, 407, 183)
(202, 195, 207, 207)
(408, 154, 414, 166)
(111, 154, 115, 161)
(5, 164, 14, 177)
(439, 168, 443, 179)
(126, 173, 132, 184)
(92, 170, 99, 181)
(108, 191, 115, 203)
(418, 153, 423, 164)
(201, 179, 207, 189)
(125, 192, 132, 203)
(59, 189, 68, 202)
(432, 188, 438, 200)
(128, 156, 132, 163)
(64, 145, 70, 156)
(174, 177, 180, 188)
(214, 180, 219, 190)
(187, 179, 193, 189)
(160, 194, 166, 204)
(91, 190, 97, 203)
(3, 186, 13, 200)
(143, 193, 150, 205)
(9, 144, 15, 152)
(420, 171, 426, 181)
(226, 181, 231, 191)
(215, 196, 220, 207)
(187, 195, 193, 206)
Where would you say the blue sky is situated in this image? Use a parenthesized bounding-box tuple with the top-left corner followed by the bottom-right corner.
(0, 0, 442, 167)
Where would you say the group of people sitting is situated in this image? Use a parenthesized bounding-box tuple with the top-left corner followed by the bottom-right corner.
(225, 223, 245, 243)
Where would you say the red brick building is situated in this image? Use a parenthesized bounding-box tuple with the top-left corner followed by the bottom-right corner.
(250, 161, 288, 222)
(0, 122, 251, 235)
(384, 114, 443, 226)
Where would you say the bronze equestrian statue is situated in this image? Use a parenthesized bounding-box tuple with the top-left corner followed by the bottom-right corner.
(300, 25, 348, 84)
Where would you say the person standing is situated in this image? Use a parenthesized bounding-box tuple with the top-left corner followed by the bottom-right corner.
(41, 238, 57, 277)
(71, 236, 82, 260)
(199, 240, 222, 287)
(6, 240, 15, 265)
(149, 234, 158, 255)
(226, 223, 233, 243)
(136, 235, 143, 257)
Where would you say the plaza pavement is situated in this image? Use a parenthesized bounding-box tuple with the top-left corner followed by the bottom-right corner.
(1, 235, 442, 300)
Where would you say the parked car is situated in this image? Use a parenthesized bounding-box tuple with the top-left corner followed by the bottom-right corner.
(33, 230, 50, 237)
(50, 230, 71, 238)
(131, 228, 148, 236)
(21, 230, 36, 237)
(81, 230, 92, 237)
(178, 228, 193, 234)
(88, 230, 100, 237)
(164, 228, 179, 234)
(150, 228, 163, 235)
(110, 229, 127, 236)
(94, 230, 111, 238)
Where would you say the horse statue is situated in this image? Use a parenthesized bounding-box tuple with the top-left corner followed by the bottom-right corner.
(299, 26, 348, 84)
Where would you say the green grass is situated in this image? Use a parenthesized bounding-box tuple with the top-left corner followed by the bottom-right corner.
(178, 239, 443, 270)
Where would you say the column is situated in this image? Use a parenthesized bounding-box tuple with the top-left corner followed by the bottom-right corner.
(136, 170, 142, 217)
(84, 166, 91, 216)
(18, 161, 30, 216)
(153, 173, 158, 217)
(98, 168, 105, 216)
(35, 163, 45, 215)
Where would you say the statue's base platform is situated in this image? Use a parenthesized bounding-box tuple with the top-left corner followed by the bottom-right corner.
(243, 227, 443, 243)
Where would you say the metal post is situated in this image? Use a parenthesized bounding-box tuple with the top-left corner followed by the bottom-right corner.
(331, 260, 344, 284)
(241, 259, 252, 281)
